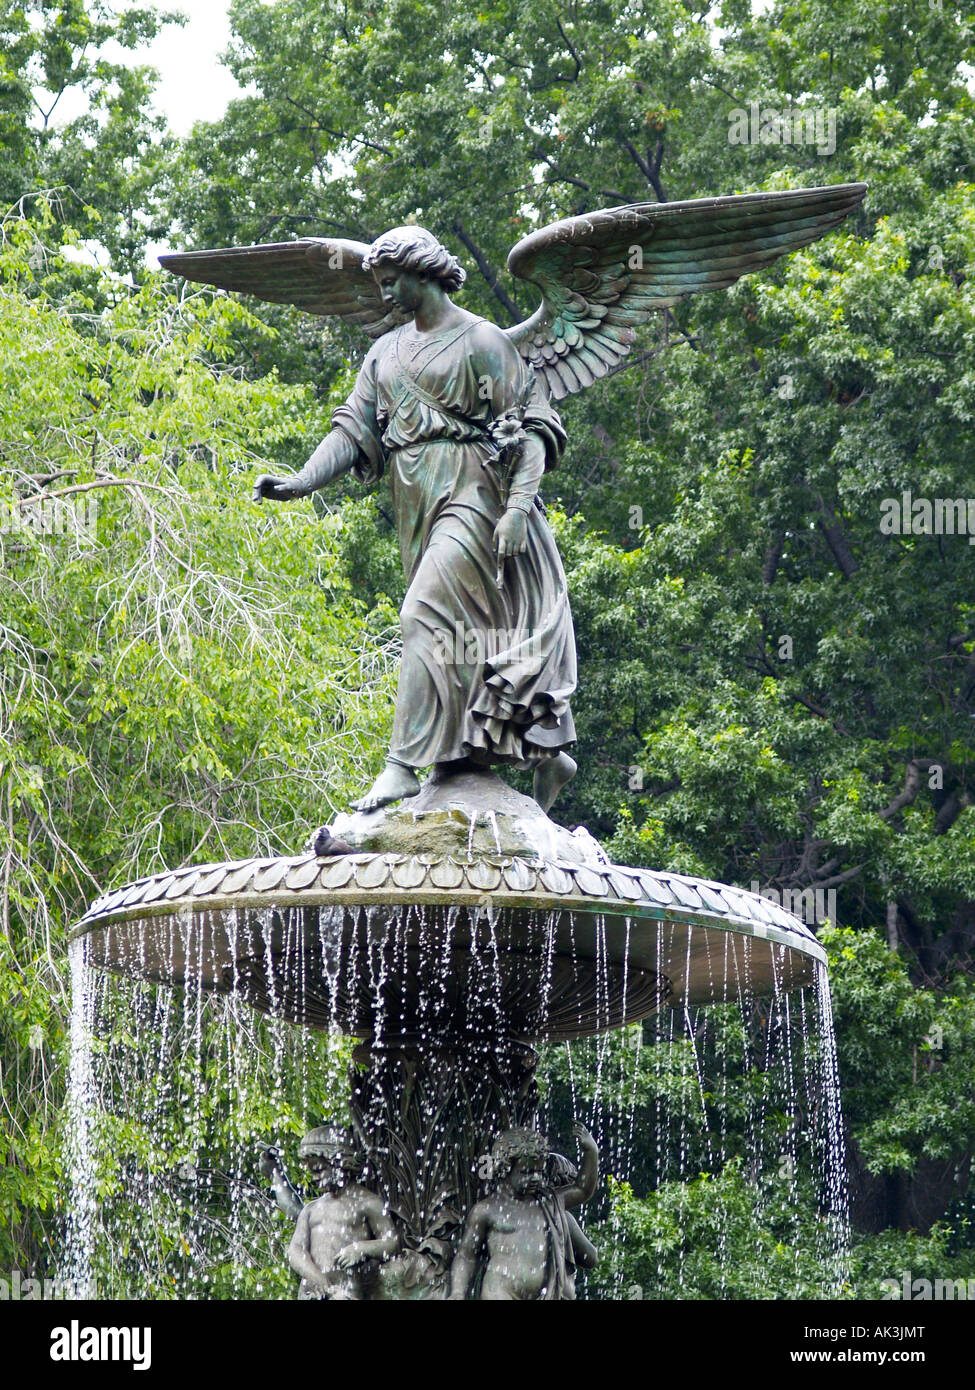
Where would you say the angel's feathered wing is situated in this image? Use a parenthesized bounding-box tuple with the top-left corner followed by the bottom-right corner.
(505, 184, 867, 400)
(158, 238, 409, 338)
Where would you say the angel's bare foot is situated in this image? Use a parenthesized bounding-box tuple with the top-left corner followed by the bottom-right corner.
(352, 760, 421, 812)
(533, 752, 577, 812)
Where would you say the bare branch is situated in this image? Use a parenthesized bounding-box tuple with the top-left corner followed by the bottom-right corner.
(450, 219, 521, 324)
(804, 863, 865, 892)
(792, 693, 853, 737)
(815, 498, 858, 579)
(620, 137, 667, 202)
(14, 475, 180, 509)
(555, 15, 583, 81)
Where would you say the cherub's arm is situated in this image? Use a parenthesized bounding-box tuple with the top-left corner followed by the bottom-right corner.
(560, 1123, 599, 1209)
(447, 1201, 491, 1300)
(334, 1192, 400, 1268)
(287, 1205, 323, 1287)
(566, 1212, 598, 1270)
(259, 1146, 302, 1221)
(363, 1193, 400, 1259)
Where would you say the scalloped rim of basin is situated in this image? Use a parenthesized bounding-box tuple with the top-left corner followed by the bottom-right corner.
(70, 851, 826, 1017)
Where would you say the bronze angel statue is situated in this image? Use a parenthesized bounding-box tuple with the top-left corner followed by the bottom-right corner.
(161, 184, 865, 814)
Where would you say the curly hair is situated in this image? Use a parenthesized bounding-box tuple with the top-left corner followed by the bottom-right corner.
(362, 225, 466, 292)
(489, 1127, 549, 1179)
(298, 1124, 364, 1173)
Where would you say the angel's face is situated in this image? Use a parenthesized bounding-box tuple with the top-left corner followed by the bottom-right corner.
(371, 260, 428, 315)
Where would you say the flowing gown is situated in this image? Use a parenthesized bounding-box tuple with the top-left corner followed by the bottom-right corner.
(331, 313, 577, 770)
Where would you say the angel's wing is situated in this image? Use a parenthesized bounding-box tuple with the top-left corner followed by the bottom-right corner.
(505, 184, 867, 400)
(158, 238, 409, 339)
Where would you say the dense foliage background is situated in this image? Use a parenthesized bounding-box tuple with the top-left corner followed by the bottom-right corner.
(1, 0, 973, 1297)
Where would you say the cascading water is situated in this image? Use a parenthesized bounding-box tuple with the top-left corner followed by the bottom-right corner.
(65, 768, 849, 1300)
(64, 937, 98, 1299)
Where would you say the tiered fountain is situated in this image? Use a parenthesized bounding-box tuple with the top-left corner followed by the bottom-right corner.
(68, 181, 864, 1299)
(69, 766, 831, 1298)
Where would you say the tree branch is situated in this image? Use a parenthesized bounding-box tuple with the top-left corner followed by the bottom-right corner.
(450, 219, 521, 324)
(555, 16, 582, 81)
(533, 148, 634, 203)
(806, 863, 865, 891)
(663, 308, 707, 354)
(543, 170, 635, 203)
(815, 496, 858, 578)
(934, 790, 971, 836)
(792, 692, 853, 737)
(648, 133, 667, 201)
(877, 758, 944, 821)
(14, 476, 179, 507)
(879, 763, 923, 820)
(604, 340, 676, 380)
(282, 97, 395, 158)
(620, 136, 667, 202)
(762, 534, 784, 585)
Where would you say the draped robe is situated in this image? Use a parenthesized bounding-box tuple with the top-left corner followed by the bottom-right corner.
(331, 313, 576, 770)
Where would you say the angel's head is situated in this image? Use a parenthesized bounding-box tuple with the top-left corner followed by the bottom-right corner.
(362, 226, 466, 294)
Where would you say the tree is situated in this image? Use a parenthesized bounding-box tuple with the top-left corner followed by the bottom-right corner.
(0, 0, 180, 273)
(0, 212, 392, 1276)
(4, 0, 975, 1291)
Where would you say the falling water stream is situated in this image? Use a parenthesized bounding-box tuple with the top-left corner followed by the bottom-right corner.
(64, 905, 849, 1300)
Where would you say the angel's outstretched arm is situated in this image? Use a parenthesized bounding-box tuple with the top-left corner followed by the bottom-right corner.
(255, 348, 383, 502)
(253, 429, 358, 502)
(292, 428, 360, 494)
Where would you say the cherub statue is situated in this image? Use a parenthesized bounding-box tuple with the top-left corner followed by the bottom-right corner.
(448, 1121, 599, 1300)
(161, 185, 864, 816)
(266, 1124, 399, 1300)
(547, 1147, 599, 1295)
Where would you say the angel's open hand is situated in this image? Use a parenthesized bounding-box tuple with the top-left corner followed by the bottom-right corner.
(253, 473, 303, 502)
(493, 508, 528, 560)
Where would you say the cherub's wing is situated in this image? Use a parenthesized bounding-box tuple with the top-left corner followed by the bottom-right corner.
(505, 184, 867, 400)
(158, 238, 409, 339)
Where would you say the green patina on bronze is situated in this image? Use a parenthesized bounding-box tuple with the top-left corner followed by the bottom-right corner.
(160, 185, 865, 821)
(67, 186, 866, 1300)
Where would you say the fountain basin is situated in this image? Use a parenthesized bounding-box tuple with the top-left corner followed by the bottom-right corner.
(65, 773, 841, 1302)
(70, 849, 825, 1042)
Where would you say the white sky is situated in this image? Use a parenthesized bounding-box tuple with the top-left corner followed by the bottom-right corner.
(48, 3, 240, 266)
(136, 4, 243, 265)
(41, 2, 240, 134)
(140, 2, 241, 135)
